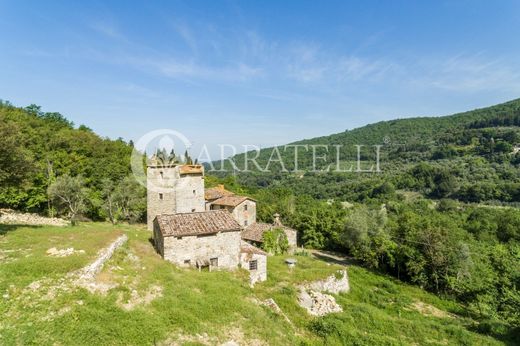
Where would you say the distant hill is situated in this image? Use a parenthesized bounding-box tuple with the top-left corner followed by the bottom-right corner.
(215, 98, 520, 203)
(222, 98, 520, 169)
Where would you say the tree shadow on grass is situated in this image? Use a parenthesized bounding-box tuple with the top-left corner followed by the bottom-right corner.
(0, 224, 43, 235)
(468, 320, 520, 346)
(309, 249, 358, 266)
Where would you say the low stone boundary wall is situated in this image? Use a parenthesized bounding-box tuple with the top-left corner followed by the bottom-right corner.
(77, 234, 128, 281)
(0, 209, 68, 226)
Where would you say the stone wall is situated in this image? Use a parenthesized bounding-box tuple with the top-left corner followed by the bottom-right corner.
(284, 228, 298, 249)
(240, 252, 267, 285)
(147, 166, 177, 230)
(0, 209, 68, 226)
(160, 230, 241, 269)
(231, 200, 257, 227)
(153, 220, 164, 257)
(147, 165, 205, 230)
(175, 174, 205, 213)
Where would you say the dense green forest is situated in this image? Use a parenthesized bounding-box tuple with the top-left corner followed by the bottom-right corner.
(0, 101, 145, 222)
(1, 99, 519, 341)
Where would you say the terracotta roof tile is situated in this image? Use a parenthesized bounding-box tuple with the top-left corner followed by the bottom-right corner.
(204, 186, 234, 201)
(241, 222, 273, 242)
(179, 165, 203, 175)
(212, 195, 255, 207)
(155, 211, 241, 237)
(242, 222, 297, 243)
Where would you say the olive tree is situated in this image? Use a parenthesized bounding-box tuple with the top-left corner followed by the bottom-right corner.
(47, 175, 89, 225)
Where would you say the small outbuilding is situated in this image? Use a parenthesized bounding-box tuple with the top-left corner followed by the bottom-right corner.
(153, 210, 242, 270)
(242, 214, 298, 252)
(240, 241, 267, 285)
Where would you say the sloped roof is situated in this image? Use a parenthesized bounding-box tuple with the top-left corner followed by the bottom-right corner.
(204, 185, 234, 201)
(242, 222, 297, 243)
(212, 195, 256, 207)
(155, 211, 241, 237)
(242, 222, 273, 242)
(240, 240, 267, 256)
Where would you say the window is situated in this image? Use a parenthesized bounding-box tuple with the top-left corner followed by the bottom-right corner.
(193, 189, 196, 194)
(249, 260, 257, 270)
(159, 193, 163, 200)
(210, 257, 218, 267)
(191, 208, 196, 212)
(160, 171, 163, 178)
(244, 204, 248, 211)
(184, 259, 191, 265)
(244, 220, 248, 226)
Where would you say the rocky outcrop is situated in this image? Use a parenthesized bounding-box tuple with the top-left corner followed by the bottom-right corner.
(298, 290, 343, 316)
(46, 247, 85, 257)
(297, 269, 350, 316)
(0, 209, 68, 226)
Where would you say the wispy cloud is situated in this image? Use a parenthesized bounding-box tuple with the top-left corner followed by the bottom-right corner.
(284, 43, 397, 83)
(149, 59, 263, 82)
(413, 54, 520, 93)
(172, 21, 197, 52)
(90, 20, 126, 41)
(83, 19, 520, 95)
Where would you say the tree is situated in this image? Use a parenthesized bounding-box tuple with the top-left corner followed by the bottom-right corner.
(113, 176, 146, 223)
(101, 178, 120, 224)
(47, 175, 89, 225)
(341, 205, 393, 268)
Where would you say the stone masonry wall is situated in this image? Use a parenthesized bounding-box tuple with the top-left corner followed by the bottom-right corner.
(240, 252, 267, 285)
(284, 228, 298, 249)
(175, 174, 205, 213)
(231, 200, 257, 227)
(162, 230, 241, 269)
(147, 166, 176, 230)
(147, 165, 205, 230)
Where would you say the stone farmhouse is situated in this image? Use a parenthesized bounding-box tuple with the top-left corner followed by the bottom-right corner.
(148, 158, 297, 284)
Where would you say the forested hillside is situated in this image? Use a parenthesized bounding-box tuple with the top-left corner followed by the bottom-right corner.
(210, 99, 520, 339)
(221, 98, 520, 204)
(0, 101, 144, 221)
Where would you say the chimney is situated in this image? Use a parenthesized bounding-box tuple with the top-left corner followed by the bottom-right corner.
(273, 213, 282, 226)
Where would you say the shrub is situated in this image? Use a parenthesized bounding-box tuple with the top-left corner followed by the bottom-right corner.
(262, 228, 289, 255)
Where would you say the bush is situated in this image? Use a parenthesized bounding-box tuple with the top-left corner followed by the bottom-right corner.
(262, 228, 289, 255)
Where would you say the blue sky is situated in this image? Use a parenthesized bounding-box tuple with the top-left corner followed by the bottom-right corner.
(1, 1, 520, 158)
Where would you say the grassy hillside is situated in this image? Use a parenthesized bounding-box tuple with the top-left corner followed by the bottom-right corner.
(0, 223, 511, 345)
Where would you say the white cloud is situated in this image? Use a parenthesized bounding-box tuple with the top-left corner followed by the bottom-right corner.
(151, 59, 262, 82)
(414, 54, 520, 93)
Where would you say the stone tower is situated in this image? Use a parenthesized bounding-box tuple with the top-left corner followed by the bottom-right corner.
(147, 156, 205, 230)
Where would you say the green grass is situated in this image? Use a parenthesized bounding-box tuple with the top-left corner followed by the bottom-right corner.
(0, 223, 508, 345)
